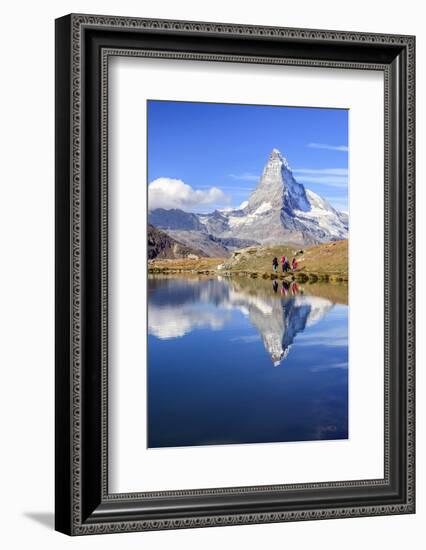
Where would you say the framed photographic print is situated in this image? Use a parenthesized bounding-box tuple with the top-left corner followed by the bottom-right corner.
(55, 14, 415, 535)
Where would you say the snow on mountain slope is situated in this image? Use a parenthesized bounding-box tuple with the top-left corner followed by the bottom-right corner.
(227, 202, 273, 229)
(148, 148, 348, 249)
(215, 148, 348, 245)
(293, 189, 348, 240)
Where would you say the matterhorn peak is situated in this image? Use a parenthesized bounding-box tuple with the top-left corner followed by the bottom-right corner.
(246, 148, 308, 214)
(269, 148, 291, 170)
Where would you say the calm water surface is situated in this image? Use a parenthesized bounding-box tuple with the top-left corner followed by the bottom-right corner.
(147, 276, 348, 448)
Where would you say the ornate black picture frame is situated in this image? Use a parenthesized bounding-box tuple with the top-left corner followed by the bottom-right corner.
(55, 13, 415, 535)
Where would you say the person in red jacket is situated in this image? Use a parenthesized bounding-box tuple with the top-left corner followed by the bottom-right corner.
(292, 257, 298, 271)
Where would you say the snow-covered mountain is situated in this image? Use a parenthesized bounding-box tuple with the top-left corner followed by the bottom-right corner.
(148, 148, 348, 254)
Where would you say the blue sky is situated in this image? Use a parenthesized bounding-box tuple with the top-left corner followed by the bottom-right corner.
(147, 100, 349, 213)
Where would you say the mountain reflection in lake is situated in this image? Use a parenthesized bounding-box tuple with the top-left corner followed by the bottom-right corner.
(148, 276, 348, 448)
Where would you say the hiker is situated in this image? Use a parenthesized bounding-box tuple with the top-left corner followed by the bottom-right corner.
(292, 257, 298, 272)
(281, 255, 287, 272)
(272, 256, 278, 273)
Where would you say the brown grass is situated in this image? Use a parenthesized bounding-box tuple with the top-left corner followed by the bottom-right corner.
(148, 240, 348, 282)
(227, 240, 348, 280)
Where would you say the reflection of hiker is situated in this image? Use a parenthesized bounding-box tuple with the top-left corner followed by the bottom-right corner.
(292, 257, 298, 271)
(272, 280, 279, 293)
(280, 281, 289, 296)
(290, 282, 299, 295)
(281, 255, 287, 272)
(272, 257, 278, 273)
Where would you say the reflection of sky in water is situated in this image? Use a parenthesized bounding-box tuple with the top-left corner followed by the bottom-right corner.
(148, 277, 348, 448)
(149, 302, 230, 339)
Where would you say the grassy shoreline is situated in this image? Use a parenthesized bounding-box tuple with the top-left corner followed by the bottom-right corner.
(148, 239, 348, 283)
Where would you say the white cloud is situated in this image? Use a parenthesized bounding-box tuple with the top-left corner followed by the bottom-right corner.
(294, 168, 348, 176)
(148, 305, 229, 339)
(293, 168, 348, 188)
(307, 143, 349, 152)
(228, 172, 260, 181)
(230, 334, 261, 343)
(148, 177, 228, 210)
(310, 361, 348, 372)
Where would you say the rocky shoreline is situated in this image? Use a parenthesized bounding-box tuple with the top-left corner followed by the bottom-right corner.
(148, 265, 347, 283)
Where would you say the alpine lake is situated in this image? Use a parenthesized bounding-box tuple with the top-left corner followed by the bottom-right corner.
(147, 274, 348, 449)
